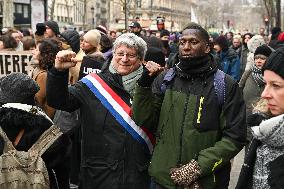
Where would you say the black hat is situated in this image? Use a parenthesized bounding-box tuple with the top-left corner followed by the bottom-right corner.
(160, 30, 170, 38)
(45, 20, 60, 35)
(35, 23, 46, 36)
(271, 27, 282, 40)
(263, 46, 284, 79)
(129, 21, 141, 28)
(60, 30, 80, 53)
(145, 47, 166, 67)
(0, 73, 39, 105)
(254, 45, 272, 57)
(214, 35, 229, 50)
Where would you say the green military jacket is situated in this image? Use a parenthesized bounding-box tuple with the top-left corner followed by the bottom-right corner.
(132, 69, 247, 189)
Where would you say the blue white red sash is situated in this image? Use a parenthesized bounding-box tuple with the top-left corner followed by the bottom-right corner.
(81, 73, 155, 153)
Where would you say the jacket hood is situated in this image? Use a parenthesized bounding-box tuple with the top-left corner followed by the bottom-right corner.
(221, 48, 238, 60)
(247, 35, 266, 53)
(0, 103, 53, 150)
(251, 114, 284, 147)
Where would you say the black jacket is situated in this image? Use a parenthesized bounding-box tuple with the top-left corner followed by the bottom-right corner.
(0, 105, 71, 189)
(47, 66, 151, 189)
(78, 53, 105, 80)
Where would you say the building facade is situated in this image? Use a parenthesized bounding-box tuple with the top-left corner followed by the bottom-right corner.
(108, 0, 193, 31)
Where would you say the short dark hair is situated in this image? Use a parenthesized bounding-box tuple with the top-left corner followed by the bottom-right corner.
(181, 22, 209, 43)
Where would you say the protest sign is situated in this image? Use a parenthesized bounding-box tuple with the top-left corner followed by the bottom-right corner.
(0, 51, 33, 77)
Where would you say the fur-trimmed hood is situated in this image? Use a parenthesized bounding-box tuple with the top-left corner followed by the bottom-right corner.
(0, 103, 71, 189)
(0, 103, 53, 150)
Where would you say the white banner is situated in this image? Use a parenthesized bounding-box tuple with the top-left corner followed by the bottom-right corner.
(0, 51, 32, 77)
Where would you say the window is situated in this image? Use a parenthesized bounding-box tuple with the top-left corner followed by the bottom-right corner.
(0, 3, 3, 14)
(137, 0, 141, 8)
(16, 4, 22, 13)
(23, 5, 28, 18)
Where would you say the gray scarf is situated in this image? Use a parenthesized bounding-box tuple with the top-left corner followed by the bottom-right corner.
(109, 61, 143, 97)
(251, 114, 284, 188)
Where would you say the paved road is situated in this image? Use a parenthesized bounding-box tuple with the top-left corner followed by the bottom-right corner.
(228, 148, 245, 189)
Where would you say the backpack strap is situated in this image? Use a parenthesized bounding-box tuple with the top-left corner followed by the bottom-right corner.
(160, 68, 176, 93)
(214, 69, 226, 106)
(28, 125, 63, 157)
(160, 68, 226, 106)
(0, 127, 16, 153)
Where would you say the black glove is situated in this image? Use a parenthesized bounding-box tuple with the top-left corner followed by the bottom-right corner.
(137, 67, 155, 87)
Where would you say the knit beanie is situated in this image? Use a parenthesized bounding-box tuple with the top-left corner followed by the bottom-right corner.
(214, 35, 229, 50)
(60, 30, 80, 53)
(254, 44, 273, 58)
(0, 73, 39, 105)
(35, 23, 46, 36)
(263, 46, 284, 79)
(83, 29, 101, 47)
(45, 20, 60, 36)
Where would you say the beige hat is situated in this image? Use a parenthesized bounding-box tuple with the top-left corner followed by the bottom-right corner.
(83, 29, 101, 47)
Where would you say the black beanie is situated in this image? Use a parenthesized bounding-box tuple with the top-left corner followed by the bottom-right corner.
(160, 30, 170, 38)
(254, 45, 272, 58)
(263, 46, 284, 79)
(60, 30, 80, 53)
(214, 35, 229, 50)
(45, 20, 59, 35)
(145, 47, 166, 67)
(35, 23, 46, 36)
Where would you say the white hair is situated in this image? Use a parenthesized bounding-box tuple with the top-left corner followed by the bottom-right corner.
(113, 33, 147, 60)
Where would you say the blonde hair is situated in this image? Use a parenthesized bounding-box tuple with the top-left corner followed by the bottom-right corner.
(233, 34, 242, 43)
(252, 98, 272, 116)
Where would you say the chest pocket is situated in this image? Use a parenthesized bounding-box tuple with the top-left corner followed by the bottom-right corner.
(192, 94, 222, 132)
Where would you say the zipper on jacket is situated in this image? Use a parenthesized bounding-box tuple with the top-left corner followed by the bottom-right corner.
(178, 95, 190, 165)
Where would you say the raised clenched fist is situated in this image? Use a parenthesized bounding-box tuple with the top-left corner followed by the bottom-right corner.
(55, 50, 78, 71)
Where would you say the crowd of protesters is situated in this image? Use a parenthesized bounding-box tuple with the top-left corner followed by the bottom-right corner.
(0, 18, 284, 189)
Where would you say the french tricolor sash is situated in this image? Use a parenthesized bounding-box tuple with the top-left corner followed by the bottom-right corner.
(81, 73, 155, 154)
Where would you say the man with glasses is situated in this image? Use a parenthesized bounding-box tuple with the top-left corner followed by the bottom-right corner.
(46, 33, 163, 189)
(132, 22, 246, 189)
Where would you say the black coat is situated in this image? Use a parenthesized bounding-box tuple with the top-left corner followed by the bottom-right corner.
(78, 53, 105, 80)
(47, 66, 151, 189)
(0, 106, 71, 189)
